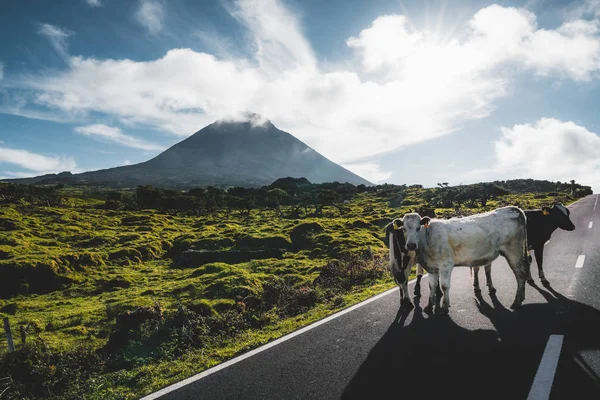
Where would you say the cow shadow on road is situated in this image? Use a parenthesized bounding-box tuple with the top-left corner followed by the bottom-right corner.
(341, 287, 600, 400)
(477, 283, 600, 400)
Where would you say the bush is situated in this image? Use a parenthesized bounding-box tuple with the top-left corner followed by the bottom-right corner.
(261, 277, 318, 317)
(289, 222, 324, 249)
(313, 256, 386, 290)
(0, 341, 105, 399)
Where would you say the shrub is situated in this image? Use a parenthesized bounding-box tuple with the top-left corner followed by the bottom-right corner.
(313, 256, 387, 290)
(0, 341, 105, 399)
(261, 277, 318, 317)
(289, 222, 324, 248)
(103, 304, 164, 355)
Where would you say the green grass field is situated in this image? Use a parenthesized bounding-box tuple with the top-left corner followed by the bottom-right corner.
(0, 181, 587, 399)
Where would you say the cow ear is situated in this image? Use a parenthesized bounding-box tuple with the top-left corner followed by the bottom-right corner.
(392, 219, 403, 230)
(420, 217, 431, 226)
(542, 206, 551, 216)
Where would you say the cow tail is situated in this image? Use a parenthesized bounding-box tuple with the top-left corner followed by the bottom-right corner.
(388, 230, 395, 273)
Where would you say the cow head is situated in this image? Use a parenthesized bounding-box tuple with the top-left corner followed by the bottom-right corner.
(386, 218, 409, 251)
(542, 203, 575, 231)
(398, 213, 430, 251)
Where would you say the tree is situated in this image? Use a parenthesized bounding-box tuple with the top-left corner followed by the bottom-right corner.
(312, 189, 342, 215)
(266, 188, 289, 217)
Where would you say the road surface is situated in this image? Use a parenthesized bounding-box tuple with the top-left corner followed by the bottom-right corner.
(143, 195, 600, 400)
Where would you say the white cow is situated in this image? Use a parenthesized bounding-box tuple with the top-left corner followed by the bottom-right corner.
(392, 206, 529, 314)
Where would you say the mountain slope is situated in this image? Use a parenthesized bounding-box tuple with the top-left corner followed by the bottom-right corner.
(3, 115, 372, 188)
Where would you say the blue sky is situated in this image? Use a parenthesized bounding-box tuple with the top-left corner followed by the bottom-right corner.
(1, 0, 600, 191)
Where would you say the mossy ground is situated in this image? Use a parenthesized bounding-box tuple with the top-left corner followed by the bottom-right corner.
(0, 184, 582, 399)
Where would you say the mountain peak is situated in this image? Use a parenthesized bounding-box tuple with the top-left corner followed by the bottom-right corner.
(216, 111, 271, 128)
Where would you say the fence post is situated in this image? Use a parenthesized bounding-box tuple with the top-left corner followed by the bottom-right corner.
(3, 318, 14, 353)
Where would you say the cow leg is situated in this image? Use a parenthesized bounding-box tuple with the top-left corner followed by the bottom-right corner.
(505, 252, 527, 309)
(424, 272, 439, 313)
(400, 280, 413, 309)
(484, 263, 496, 293)
(394, 274, 405, 307)
(471, 266, 481, 294)
(399, 269, 414, 309)
(414, 264, 424, 297)
(526, 250, 534, 285)
(534, 247, 548, 286)
(438, 266, 452, 314)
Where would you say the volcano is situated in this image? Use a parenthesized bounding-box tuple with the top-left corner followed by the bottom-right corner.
(5, 114, 372, 188)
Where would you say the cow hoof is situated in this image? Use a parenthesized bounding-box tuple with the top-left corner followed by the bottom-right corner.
(526, 278, 534, 285)
(510, 302, 522, 310)
(488, 287, 497, 294)
(541, 279, 550, 286)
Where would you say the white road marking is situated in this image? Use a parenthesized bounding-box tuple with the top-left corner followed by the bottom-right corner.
(595, 195, 598, 210)
(575, 255, 586, 269)
(589, 221, 594, 229)
(527, 335, 564, 400)
(140, 274, 427, 399)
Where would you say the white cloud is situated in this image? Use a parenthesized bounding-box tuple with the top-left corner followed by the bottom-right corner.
(342, 162, 392, 184)
(36, 23, 74, 61)
(123, 159, 132, 165)
(467, 118, 600, 191)
(74, 124, 164, 151)
(5, 2, 600, 170)
(135, 0, 164, 35)
(0, 147, 76, 172)
(227, 0, 316, 75)
(349, 5, 600, 82)
(84, 0, 102, 7)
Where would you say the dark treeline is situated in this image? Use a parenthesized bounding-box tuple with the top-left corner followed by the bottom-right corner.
(0, 178, 593, 217)
(115, 177, 371, 217)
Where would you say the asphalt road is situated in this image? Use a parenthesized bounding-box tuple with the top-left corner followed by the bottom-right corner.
(147, 195, 600, 400)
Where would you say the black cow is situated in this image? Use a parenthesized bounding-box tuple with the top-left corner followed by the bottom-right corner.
(472, 202, 575, 292)
(384, 220, 434, 307)
(385, 220, 417, 308)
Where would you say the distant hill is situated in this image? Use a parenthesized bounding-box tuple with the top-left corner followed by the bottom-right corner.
(3, 113, 371, 188)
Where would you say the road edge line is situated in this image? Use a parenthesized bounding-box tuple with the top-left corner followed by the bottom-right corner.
(139, 274, 427, 399)
(567, 196, 586, 208)
(526, 334, 564, 400)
